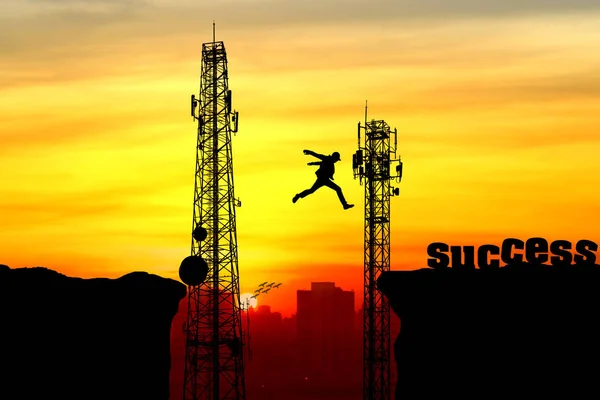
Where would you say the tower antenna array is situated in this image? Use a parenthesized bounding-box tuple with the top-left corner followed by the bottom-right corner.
(353, 102, 403, 400)
(181, 24, 244, 400)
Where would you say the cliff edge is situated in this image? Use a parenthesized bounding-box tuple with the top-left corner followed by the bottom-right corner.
(0, 264, 186, 400)
(378, 262, 600, 399)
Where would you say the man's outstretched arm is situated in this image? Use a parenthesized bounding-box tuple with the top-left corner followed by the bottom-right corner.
(303, 149, 326, 160)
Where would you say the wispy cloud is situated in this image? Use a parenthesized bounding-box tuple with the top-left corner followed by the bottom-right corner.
(5, 0, 600, 36)
(188, 0, 600, 28)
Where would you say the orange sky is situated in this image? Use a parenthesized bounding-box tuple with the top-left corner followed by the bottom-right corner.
(1, 1, 599, 316)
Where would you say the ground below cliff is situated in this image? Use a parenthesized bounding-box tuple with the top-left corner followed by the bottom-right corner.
(378, 262, 600, 399)
(0, 264, 186, 400)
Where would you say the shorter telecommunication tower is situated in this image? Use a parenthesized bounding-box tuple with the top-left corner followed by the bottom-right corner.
(242, 282, 282, 361)
(352, 101, 403, 400)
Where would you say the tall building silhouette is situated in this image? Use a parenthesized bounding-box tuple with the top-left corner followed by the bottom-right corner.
(248, 305, 284, 373)
(297, 282, 356, 384)
(244, 305, 288, 399)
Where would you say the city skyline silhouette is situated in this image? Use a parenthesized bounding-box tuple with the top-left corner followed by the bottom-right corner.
(170, 280, 402, 400)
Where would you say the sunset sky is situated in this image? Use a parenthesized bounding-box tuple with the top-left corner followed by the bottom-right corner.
(1, 0, 599, 316)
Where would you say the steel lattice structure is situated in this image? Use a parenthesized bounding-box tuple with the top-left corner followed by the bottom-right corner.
(353, 103, 403, 400)
(183, 31, 245, 400)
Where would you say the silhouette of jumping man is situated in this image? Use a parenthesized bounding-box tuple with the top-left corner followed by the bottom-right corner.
(293, 149, 354, 210)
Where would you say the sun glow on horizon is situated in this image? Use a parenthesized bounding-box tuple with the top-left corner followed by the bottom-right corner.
(240, 293, 258, 310)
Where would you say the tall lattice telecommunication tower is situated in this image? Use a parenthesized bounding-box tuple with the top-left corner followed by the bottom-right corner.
(352, 102, 403, 400)
(180, 24, 245, 400)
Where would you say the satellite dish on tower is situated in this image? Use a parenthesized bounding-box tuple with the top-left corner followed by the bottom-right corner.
(179, 255, 209, 286)
(192, 226, 208, 242)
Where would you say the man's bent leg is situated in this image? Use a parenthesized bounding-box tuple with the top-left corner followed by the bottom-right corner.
(323, 180, 348, 205)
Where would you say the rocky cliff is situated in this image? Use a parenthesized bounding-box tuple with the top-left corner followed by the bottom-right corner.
(378, 262, 600, 399)
(0, 264, 186, 400)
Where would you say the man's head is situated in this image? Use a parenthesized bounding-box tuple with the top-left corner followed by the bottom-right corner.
(331, 152, 341, 162)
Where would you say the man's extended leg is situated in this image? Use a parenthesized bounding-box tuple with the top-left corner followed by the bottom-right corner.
(293, 179, 325, 203)
(323, 179, 354, 209)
